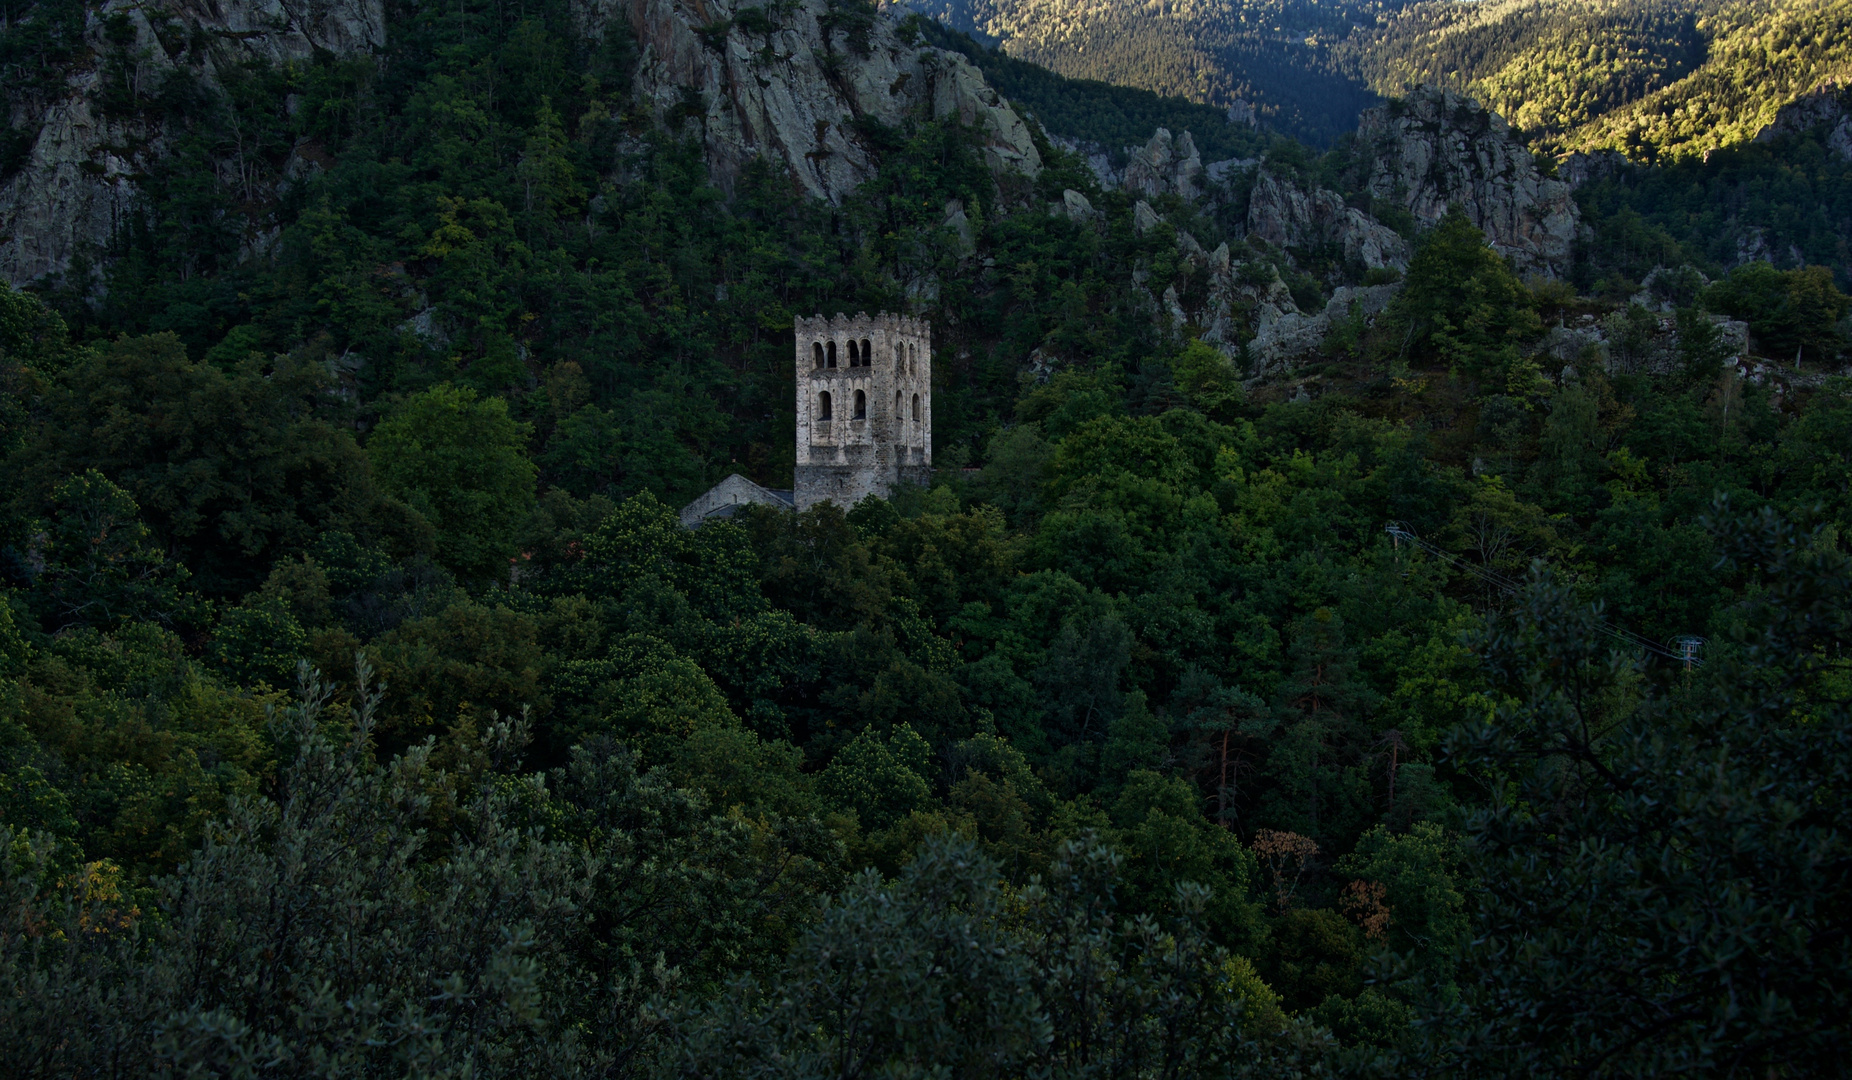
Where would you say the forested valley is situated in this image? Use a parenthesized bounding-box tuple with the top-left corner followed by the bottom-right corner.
(2, 0, 1851, 1075)
(896, 0, 1852, 159)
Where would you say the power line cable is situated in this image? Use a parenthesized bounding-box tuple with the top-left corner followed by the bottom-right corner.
(1384, 522, 1703, 668)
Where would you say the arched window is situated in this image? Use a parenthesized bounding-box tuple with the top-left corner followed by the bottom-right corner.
(895, 345, 904, 375)
(847, 339, 859, 365)
(854, 389, 867, 419)
(826, 341, 837, 368)
(818, 391, 832, 420)
(861, 339, 872, 367)
(895, 390, 902, 418)
(812, 342, 824, 368)
(912, 394, 921, 422)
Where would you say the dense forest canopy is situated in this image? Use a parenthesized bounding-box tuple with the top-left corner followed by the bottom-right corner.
(1340, 0, 1852, 158)
(2, 0, 1852, 1075)
(892, 0, 1852, 160)
(894, 0, 1410, 143)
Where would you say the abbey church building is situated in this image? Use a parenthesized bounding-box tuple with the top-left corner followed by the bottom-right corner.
(679, 313, 931, 526)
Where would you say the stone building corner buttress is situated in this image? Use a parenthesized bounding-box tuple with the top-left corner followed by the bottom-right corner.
(793, 312, 932, 511)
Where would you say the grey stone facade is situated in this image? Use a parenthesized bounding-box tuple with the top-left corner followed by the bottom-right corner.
(793, 312, 932, 511)
(678, 473, 795, 527)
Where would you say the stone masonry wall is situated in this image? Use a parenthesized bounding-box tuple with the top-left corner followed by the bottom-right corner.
(794, 312, 931, 510)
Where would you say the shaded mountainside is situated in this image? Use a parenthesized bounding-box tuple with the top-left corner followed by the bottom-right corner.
(889, 0, 1852, 162)
(890, 0, 1407, 144)
(0, 0, 1042, 288)
(0, 0, 388, 286)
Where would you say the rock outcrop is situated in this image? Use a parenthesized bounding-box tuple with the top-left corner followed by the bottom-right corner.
(606, 0, 1039, 202)
(1121, 128, 1203, 201)
(1059, 188, 1098, 222)
(1245, 169, 1409, 271)
(1131, 211, 1401, 374)
(0, 0, 386, 287)
(1755, 79, 1852, 161)
(1247, 284, 1400, 374)
(0, 0, 1036, 286)
(1539, 311, 1749, 375)
(1356, 85, 1578, 277)
(1557, 148, 1631, 189)
(1052, 129, 1251, 195)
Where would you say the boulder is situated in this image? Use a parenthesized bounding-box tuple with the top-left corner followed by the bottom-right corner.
(1061, 188, 1098, 222)
(943, 200, 976, 255)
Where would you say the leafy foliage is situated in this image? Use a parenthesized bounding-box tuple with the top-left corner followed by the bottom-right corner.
(1428, 505, 1852, 1073)
(0, 0, 1848, 1071)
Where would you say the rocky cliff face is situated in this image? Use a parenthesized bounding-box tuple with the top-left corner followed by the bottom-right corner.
(0, 0, 1035, 288)
(1120, 128, 1202, 200)
(0, 0, 386, 288)
(599, 0, 1039, 202)
(1355, 85, 1578, 278)
(1755, 79, 1852, 161)
(1245, 169, 1408, 271)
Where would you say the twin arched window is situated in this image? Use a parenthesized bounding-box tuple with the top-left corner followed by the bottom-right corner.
(820, 338, 881, 368)
(818, 390, 867, 422)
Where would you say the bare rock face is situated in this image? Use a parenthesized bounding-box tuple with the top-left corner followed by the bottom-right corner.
(609, 0, 1039, 202)
(0, 0, 386, 288)
(1756, 79, 1852, 161)
(1357, 85, 1578, 277)
(1122, 128, 1203, 200)
(170, 0, 386, 61)
(1245, 169, 1408, 271)
(1557, 149, 1631, 189)
(1247, 283, 1399, 374)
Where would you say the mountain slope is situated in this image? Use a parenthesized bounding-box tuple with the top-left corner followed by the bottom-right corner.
(0, 0, 1043, 287)
(890, 0, 1408, 144)
(897, 0, 1852, 159)
(1332, 0, 1709, 142)
(1559, 0, 1852, 159)
(1342, 0, 1852, 159)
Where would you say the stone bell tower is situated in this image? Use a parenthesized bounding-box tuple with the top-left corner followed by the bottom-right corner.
(794, 312, 932, 511)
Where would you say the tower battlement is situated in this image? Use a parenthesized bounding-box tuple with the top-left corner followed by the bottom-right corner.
(794, 311, 932, 511)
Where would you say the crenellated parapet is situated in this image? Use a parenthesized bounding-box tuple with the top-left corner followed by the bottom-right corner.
(793, 312, 930, 342)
